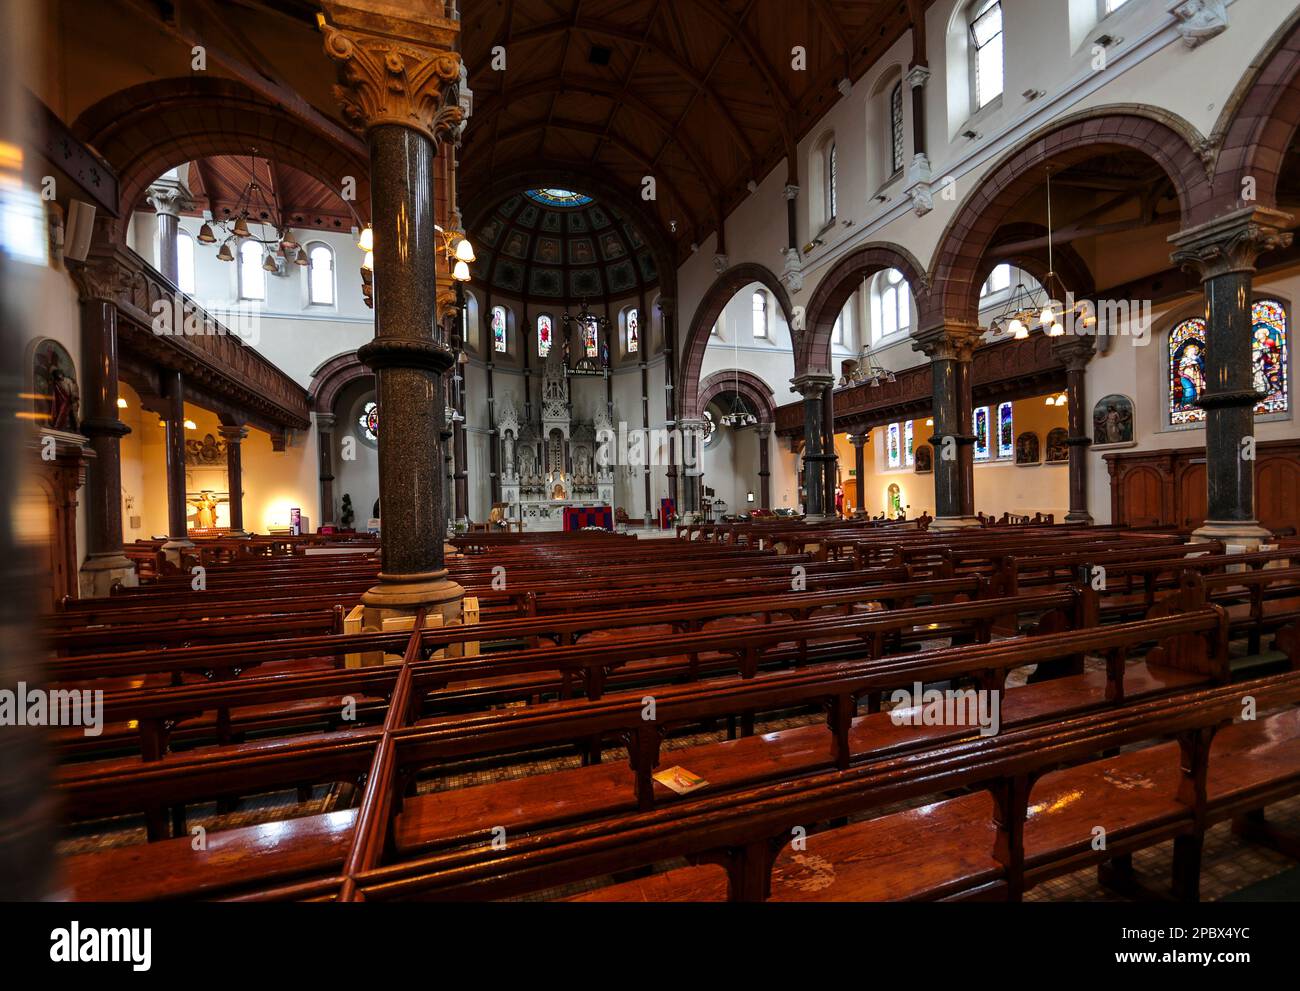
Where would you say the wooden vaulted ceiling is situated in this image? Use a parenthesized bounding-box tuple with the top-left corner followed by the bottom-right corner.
(459, 0, 931, 258)
(138, 155, 359, 234)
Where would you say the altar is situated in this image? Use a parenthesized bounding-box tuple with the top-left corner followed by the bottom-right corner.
(496, 354, 614, 530)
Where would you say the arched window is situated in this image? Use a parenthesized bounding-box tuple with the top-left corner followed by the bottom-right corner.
(997, 401, 1014, 459)
(175, 229, 196, 295)
(752, 290, 768, 340)
(832, 313, 845, 347)
(973, 405, 991, 461)
(904, 420, 915, 467)
(537, 313, 553, 357)
(887, 423, 902, 469)
(1104, 0, 1131, 14)
(626, 307, 640, 354)
(1168, 300, 1290, 425)
(889, 81, 905, 175)
(826, 140, 838, 222)
(238, 240, 266, 301)
(969, 0, 1004, 110)
(871, 268, 911, 343)
(491, 305, 507, 353)
(358, 400, 378, 443)
(583, 316, 599, 357)
(307, 243, 335, 305)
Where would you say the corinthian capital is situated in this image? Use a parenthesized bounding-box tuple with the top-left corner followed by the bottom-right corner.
(1169, 206, 1294, 281)
(318, 2, 464, 144)
(68, 254, 133, 303)
(913, 321, 982, 362)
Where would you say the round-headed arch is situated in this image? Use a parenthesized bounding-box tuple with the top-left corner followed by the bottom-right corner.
(679, 263, 793, 421)
(800, 242, 931, 375)
(927, 105, 1213, 327)
(691, 368, 778, 425)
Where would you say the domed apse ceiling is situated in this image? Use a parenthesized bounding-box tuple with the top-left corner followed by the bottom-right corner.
(470, 188, 658, 301)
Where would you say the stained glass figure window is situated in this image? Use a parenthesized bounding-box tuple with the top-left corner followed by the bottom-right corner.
(1168, 301, 1289, 425)
(584, 317, 599, 358)
(491, 306, 507, 353)
(359, 400, 378, 442)
(887, 423, 901, 469)
(904, 420, 915, 467)
(1252, 299, 1288, 416)
(537, 314, 552, 357)
(627, 308, 639, 354)
(997, 401, 1014, 459)
(973, 405, 991, 461)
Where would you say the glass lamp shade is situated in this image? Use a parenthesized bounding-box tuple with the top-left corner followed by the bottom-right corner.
(1049, 321, 1065, 337)
(1045, 396, 1055, 407)
(1009, 318, 1028, 339)
(294, 249, 309, 267)
(232, 215, 251, 239)
(361, 250, 374, 272)
(1055, 394, 1068, 407)
(216, 240, 235, 262)
(1039, 305, 1054, 328)
(357, 225, 373, 251)
(279, 232, 300, 252)
(183, 419, 197, 430)
(452, 259, 471, 282)
(454, 237, 476, 263)
(196, 222, 217, 245)
(262, 253, 278, 273)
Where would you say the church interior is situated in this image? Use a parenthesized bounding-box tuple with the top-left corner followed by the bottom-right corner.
(6, 0, 1300, 920)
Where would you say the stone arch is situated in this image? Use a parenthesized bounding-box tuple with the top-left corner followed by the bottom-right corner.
(679, 263, 793, 420)
(801, 242, 931, 374)
(927, 106, 1213, 327)
(72, 77, 370, 245)
(976, 222, 1097, 300)
(308, 350, 372, 415)
(1209, 6, 1300, 211)
(691, 369, 778, 425)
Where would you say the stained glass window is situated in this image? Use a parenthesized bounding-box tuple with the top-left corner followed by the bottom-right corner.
(627, 308, 639, 354)
(887, 423, 901, 470)
(890, 81, 905, 175)
(827, 141, 838, 221)
(1252, 299, 1288, 416)
(359, 400, 378, 442)
(997, 401, 1014, 459)
(584, 317, 599, 358)
(1167, 301, 1289, 425)
(537, 314, 552, 357)
(904, 420, 915, 467)
(973, 405, 991, 461)
(491, 306, 507, 353)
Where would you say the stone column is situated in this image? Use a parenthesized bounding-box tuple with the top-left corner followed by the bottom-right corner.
(316, 413, 336, 525)
(792, 373, 835, 520)
(321, 4, 465, 626)
(146, 181, 192, 287)
(821, 385, 838, 516)
(916, 323, 981, 529)
(1054, 337, 1095, 524)
(453, 356, 468, 522)
(904, 64, 934, 216)
(219, 423, 249, 536)
(850, 433, 867, 515)
(660, 297, 679, 512)
(757, 422, 772, 509)
(72, 257, 138, 595)
(160, 369, 193, 563)
(678, 417, 706, 515)
(1170, 207, 1293, 547)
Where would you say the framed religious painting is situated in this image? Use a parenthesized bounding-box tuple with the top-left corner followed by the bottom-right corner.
(1015, 432, 1040, 465)
(1091, 394, 1136, 450)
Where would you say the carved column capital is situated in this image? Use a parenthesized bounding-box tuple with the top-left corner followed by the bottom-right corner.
(319, 3, 464, 144)
(146, 181, 193, 218)
(913, 321, 982, 362)
(218, 424, 249, 444)
(791, 372, 835, 400)
(1169, 206, 1294, 281)
(1051, 334, 1096, 372)
(906, 64, 931, 89)
(782, 184, 800, 202)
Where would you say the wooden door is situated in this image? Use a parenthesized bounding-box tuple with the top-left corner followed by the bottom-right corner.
(1120, 466, 1165, 527)
(1176, 462, 1207, 531)
(842, 478, 859, 516)
(1257, 454, 1300, 535)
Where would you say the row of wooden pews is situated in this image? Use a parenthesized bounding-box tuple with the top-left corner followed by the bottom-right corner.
(43, 523, 1300, 901)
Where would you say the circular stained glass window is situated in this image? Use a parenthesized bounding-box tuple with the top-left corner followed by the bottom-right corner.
(525, 188, 594, 208)
(359, 400, 378, 442)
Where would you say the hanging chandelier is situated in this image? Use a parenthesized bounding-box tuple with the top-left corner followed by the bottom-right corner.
(195, 152, 302, 268)
(720, 323, 756, 427)
(561, 298, 610, 375)
(987, 167, 1096, 340)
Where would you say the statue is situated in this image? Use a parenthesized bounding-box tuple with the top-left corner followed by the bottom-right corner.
(188, 491, 220, 529)
(48, 367, 80, 433)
